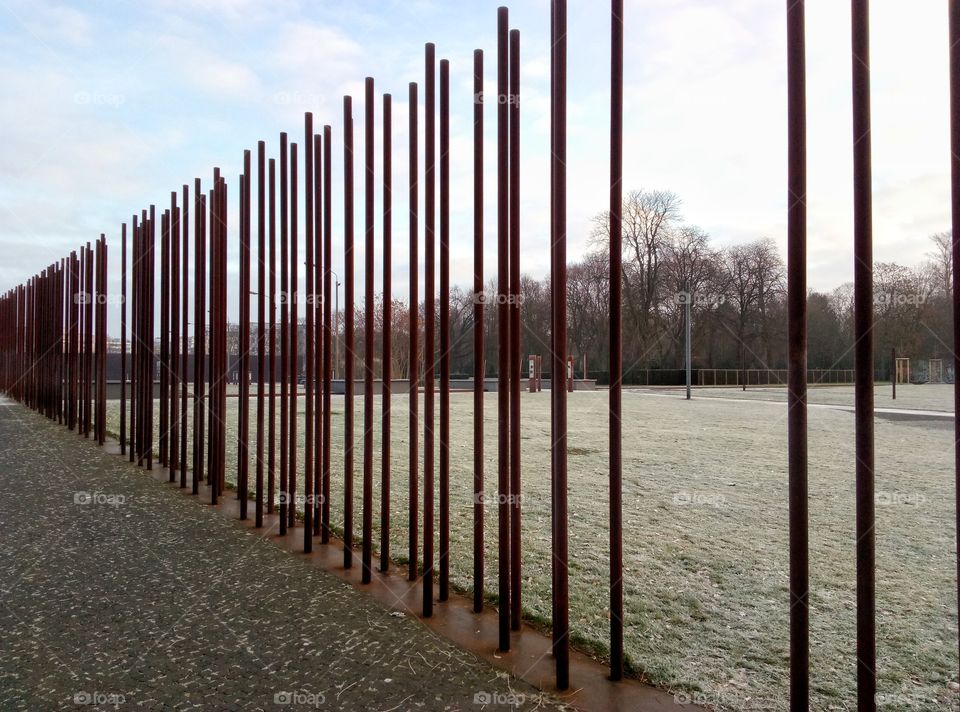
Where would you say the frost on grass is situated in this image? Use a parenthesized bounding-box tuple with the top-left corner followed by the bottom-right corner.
(106, 384, 959, 711)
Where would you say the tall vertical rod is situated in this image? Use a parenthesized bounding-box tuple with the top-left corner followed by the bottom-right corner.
(508, 28, 522, 629)
(496, 5, 512, 649)
(279, 135, 289, 535)
(423, 41, 437, 618)
(97, 237, 107, 445)
(363, 78, 375, 582)
(851, 1, 876, 708)
(321, 125, 333, 542)
(380, 93, 393, 573)
(239, 155, 251, 519)
(170, 193, 181, 479)
(84, 241, 93, 439)
(949, 0, 960, 673)
(193, 180, 205, 494)
(180, 185, 189, 487)
(159, 210, 169, 463)
(256, 142, 266, 526)
(408, 82, 420, 582)
(208, 185, 217, 498)
(289, 142, 299, 530)
(472, 48, 485, 615)
(551, 0, 570, 690)
(147, 205, 156, 472)
(787, 0, 810, 707)
(343, 96, 356, 568)
(121, 224, 128, 454)
(304, 114, 315, 552)
(313, 132, 323, 537)
(609, 0, 625, 682)
(268, 159, 278, 513)
(439, 57, 451, 603)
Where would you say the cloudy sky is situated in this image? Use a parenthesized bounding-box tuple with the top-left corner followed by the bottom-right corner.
(0, 0, 954, 322)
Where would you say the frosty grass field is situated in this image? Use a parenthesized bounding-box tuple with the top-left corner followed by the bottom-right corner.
(107, 384, 959, 711)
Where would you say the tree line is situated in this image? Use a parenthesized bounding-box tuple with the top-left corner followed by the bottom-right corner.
(230, 189, 954, 385)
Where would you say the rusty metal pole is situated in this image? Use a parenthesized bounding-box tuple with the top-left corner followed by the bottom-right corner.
(851, 1, 876, 708)
(160, 209, 169, 465)
(171, 194, 181, 477)
(313, 132, 323, 537)
(121, 224, 128, 454)
(609, 0, 624, 681)
(147, 205, 156, 471)
(98, 236, 107, 445)
(424, 41, 436, 618)
(496, 5, 511, 649)
(280, 135, 289, 535)
(68, 250, 78, 432)
(363, 78, 375, 582)
(194, 180, 205, 493)
(138, 213, 146, 465)
(551, 0, 570, 690)
(257, 142, 266, 526)
(209, 179, 219, 500)
(949, 0, 960, 670)
(508, 28, 522, 629)
(289, 142, 299, 530)
(305, 114, 315, 552)
(207, 187, 217, 495)
(344, 96, 356, 568)
(322, 124, 333, 542)
(787, 1, 810, 707)
(133, 219, 141, 462)
(181, 185, 189, 487)
(380, 93, 393, 573)
(240, 153, 251, 519)
(408, 82, 420, 582)
(439, 57, 451, 604)
(269, 158, 278, 514)
(472, 48, 485, 615)
(217, 179, 226, 495)
(84, 241, 94, 438)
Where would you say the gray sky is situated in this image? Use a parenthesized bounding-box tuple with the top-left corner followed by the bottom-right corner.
(0, 0, 953, 322)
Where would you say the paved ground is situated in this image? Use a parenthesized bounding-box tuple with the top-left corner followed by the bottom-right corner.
(0, 399, 567, 711)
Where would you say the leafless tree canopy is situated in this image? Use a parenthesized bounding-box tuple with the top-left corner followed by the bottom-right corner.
(221, 193, 954, 384)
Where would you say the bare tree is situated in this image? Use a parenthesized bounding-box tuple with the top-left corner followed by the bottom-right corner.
(591, 189, 682, 356)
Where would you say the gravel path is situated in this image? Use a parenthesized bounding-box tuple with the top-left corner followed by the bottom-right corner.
(0, 398, 566, 712)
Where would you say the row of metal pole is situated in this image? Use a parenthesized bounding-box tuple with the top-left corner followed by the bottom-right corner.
(0, 239, 107, 439)
(2, 2, 957, 705)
